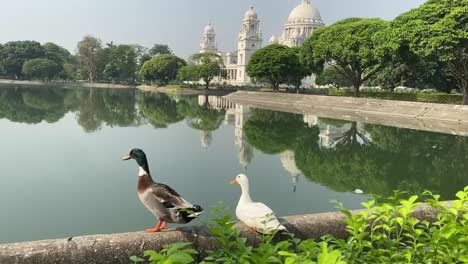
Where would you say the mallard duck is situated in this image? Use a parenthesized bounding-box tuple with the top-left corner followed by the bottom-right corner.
(122, 148, 204, 232)
(230, 174, 287, 234)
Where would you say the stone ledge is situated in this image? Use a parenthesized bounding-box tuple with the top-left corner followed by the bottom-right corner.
(0, 204, 441, 264)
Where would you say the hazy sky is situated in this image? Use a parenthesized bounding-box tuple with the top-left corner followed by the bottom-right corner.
(0, 0, 426, 58)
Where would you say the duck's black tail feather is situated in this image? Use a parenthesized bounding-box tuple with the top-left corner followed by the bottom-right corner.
(179, 205, 204, 223)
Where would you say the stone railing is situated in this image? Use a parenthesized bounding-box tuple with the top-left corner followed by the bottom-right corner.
(0, 204, 441, 264)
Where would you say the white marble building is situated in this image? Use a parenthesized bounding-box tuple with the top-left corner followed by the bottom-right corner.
(198, 0, 324, 86)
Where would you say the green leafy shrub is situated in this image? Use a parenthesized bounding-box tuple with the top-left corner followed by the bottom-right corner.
(328, 89, 463, 104)
(131, 187, 468, 263)
(130, 242, 198, 264)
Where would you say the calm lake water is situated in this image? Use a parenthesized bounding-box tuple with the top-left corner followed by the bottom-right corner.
(0, 85, 467, 244)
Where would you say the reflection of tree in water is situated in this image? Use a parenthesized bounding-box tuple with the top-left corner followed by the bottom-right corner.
(296, 121, 468, 199)
(244, 109, 319, 189)
(332, 122, 371, 150)
(73, 88, 137, 132)
(77, 89, 101, 132)
(243, 111, 468, 199)
(182, 96, 225, 132)
(0, 87, 67, 124)
(138, 93, 183, 128)
(0, 86, 136, 131)
(244, 109, 307, 154)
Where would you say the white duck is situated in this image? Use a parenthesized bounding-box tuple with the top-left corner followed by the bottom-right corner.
(230, 174, 287, 234)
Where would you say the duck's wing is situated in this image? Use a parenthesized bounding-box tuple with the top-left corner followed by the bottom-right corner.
(238, 202, 285, 232)
(150, 183, 193, 209)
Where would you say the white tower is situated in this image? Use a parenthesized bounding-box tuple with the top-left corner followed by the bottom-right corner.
(200, 23, 218, 53)
(236, 5, 263, 84)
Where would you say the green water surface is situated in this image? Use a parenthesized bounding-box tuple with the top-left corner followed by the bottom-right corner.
(0, 86, 466, 244)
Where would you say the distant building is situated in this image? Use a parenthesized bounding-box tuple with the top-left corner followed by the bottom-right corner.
(198, 0, 324, 86)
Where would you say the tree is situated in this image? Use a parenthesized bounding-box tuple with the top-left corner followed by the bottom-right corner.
(315, 66, 353, 88)
(287, 46, 311, 92)
(140, 54, 186, 85)
(386, 0, 468, 104)
(0, 41, 45, 79)
(103, 45, 138, 83)
(246, 44, 301, 92)
(0, 44, 4, 75)
(365, 55, 455, 92)
(149, 44, 172, 56)
(43, 42, 71, 65)
(76, 35, 102, 82)
(177, 64, 200, 82)
(302, 18, 390, 97)
(191, 53, 224, 89)
(22, 58, 62, 81)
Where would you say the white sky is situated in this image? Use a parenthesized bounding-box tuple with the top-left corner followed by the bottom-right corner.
(0, 0, 426, 59)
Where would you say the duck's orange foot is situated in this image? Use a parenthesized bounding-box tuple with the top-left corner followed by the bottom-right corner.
(145, 221, 167, 233)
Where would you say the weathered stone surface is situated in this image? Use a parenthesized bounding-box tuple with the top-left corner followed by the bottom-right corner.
(0, 204, 443, 264)
(224, 91, 468, 136)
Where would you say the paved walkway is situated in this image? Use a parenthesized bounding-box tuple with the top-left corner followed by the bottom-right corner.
(225, 91, 468, 136)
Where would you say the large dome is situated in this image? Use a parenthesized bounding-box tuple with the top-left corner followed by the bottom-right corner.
(288, 0, 322, 23)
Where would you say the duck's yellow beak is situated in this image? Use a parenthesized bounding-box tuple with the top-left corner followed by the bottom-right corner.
(122, 155, 131, 161)
(229, 178, 238, 184)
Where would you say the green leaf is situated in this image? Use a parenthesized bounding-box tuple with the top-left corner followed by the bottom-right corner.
(168, 252, 194, 264)
(278, 251, 296, 257)
(361, 200, 376, 209)
(129, 256, 145, 263)
(166, 242, 193, 255)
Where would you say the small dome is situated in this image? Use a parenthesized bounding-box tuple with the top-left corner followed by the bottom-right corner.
(204, 23, 215, 34)
(244, 5, 258, 20)
(269, 35, 278, 44)
(288, 0, 322, 23)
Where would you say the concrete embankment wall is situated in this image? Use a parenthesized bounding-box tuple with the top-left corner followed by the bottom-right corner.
(0, 205, 440, 264)
(224, 91, 468, 136)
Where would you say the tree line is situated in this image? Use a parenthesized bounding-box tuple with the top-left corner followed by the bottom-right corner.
(0, 35, 225, 88)
(0, 37, 175, 83)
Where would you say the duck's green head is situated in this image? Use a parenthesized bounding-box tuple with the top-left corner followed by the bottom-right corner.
(122, 148, 149, 169)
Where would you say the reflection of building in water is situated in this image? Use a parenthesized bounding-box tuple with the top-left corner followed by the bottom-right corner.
(235, 104, 253, 170)
(197, 95, 253, 169)
(303, 114, 318, 127)
(302, 114, 370, 149)
(200, 130, 213, 151)
(280, 150, 302, 192)
(198, 95, 235, 110)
